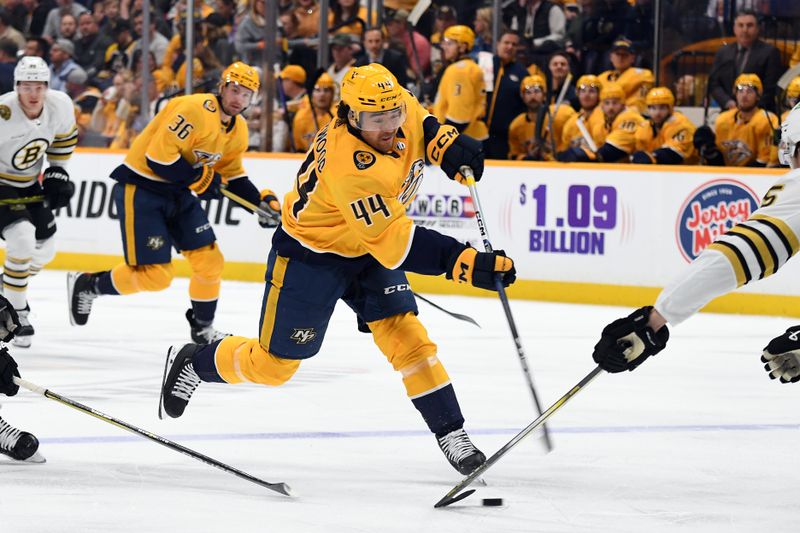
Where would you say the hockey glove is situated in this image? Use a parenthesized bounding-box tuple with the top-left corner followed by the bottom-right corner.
(0, 296, 20, 343)
(258, 189, 281, 228)
(631, 151, 655, 164)
(427, 125, 484, 185)
(592, 306, 669, 373)
(761, 326, 800, 383)
(0, 347, 20, 396)
(693, 125, 715, 151)
(42, 166, 75, 209)
(190, 166, 223, 200)
(446, 246, 516, 291)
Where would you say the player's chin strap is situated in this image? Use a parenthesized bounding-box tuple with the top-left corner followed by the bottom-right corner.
(215, 92, 249, 120)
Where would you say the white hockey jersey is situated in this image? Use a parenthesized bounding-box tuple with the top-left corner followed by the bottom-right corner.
(0, 89, 77, 188)
(656, 168, 800, 325)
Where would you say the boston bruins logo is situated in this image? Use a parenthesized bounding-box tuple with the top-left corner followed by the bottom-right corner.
(353, 150, 376, 170)
(12, 138, 49, 171)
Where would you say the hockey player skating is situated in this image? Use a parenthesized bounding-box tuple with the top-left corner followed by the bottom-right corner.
(0, 294, 42, 462)
(0, 56, 77, 348)
(67, 62, 281, 344)
(592, 104, 800, 383)
(159, 64, 517, 475)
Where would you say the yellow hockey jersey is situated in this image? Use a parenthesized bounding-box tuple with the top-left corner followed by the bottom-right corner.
(123, 93, 248, 184)
(635, 111, 696, 162)
(594, 108, 646, 155)
(282, 90, 431, 269)
(433, 58, 488, 140)
(715, 108, 780, 167)
(561, 106, 604, 151)
(507, 104, 576, 160)
(599, 67, 654, 114)
(292, 106, 334, 154)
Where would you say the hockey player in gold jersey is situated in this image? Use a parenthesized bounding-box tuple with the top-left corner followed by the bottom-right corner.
(632, 87, 696, 165)
(558, 82, 645, 163)
(159, 64, 517, 476)
(508, 74, 576, 160)
(598, 38, 654, 115)
(292, 72, 335, 154)
(694, 74, 779, 167)
(66, 62, 282, 343)
(433, 25, 488, 141)
(780, 77, 800, 125)
(560, 74, 603, 155)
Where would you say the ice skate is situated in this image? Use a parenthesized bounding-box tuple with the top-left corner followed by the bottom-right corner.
(436, 428, 486, 475)
(159, 343, 202, 420)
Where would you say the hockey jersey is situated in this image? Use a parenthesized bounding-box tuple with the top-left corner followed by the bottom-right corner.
(292, 106, 334, 154)
(507, 104, 576, 160)
(635, 111, 697, 162)
(562, 106, 602, 150)
(593, 107, 646, 156)
(599, 67, 654, 114)
(714, 107, 780, 167)
(281, 90, 431, 269)
(0, 89, 77, 188)
(433, 58, 488, 140)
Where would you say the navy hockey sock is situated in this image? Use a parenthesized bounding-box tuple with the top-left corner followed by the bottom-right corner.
(190, 340, 226, 383)
(411, 384, 466, 437)
(191, 299, 218, 324)
(95, 271, 120, 295)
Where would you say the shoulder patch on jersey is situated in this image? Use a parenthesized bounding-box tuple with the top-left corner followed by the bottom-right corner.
(203, 99, 217, 113)
(0, 105, 10, 120)
(353, 150, 376, 170)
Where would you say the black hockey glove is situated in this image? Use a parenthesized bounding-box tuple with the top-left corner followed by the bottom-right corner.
(440, 134, 485, 185)
(258, 189, 281, 228)
(446, 246, 516, 291)
(761, 326, 800, 383)
(0, 347, 20, 396)
(592, 306, 669, 373)
(692, 125, 715, 151)
(0, 295, 20, 343)
(42, 166, 75, 209)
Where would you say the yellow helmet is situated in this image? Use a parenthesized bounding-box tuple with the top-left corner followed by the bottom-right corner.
(576, 74, 601, 91)
(314, 72, 335, 90)
(734, 73, 762, 95)
(645, 86, 675, 107)
(787, 76, 800, 99)
(340, 63, 407, 131)
(600, 82, 625, 101)
(443, 25, 475, 50)
(220, 62, 260, 93)
(520, 74, 546, 95)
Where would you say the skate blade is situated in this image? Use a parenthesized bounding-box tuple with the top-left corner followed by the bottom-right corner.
(158, 346, 178, 420)
(12, 336, 32, 348)
(0, 451, 46, 464)
(66, 272, 78, 326)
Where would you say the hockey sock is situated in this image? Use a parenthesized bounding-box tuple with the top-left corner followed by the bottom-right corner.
(411, 384, 465, 437)
(190, 340, 226, 383)
(94, 271, 120, 295)
(191, 299, 217, 324)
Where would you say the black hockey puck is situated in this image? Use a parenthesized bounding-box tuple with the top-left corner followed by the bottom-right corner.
(481, 498, 503, 506)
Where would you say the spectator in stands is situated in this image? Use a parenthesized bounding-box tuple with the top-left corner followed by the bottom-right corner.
(781, 77, 800, 124)
(23, 37, 49, 59)
(330, 0, 370, 37)
(508, 74, 576, 160)
(472, 7, 493, 53)
(355, 27, 409, 90)
(235, 0, 265, 66)
(203, 13, 233, 67)
(431, 4, 457, 45)
(707, 9, 782, 112)
(547, 50, 577, 109)
(558, 82, 645, 162)
(274, 64, 307, 152)
(598, 38, 654, 114)
(694, 73, 779, 167)
(28, 0, 56, 38)
(0, 38, 17, 95)
(560, 74, 603, 154)
(293, 0, 320, 38)
(214, 0, 236, 28)
(75, 12, 112, 81)
(0, 10, 26, 50)
(504, 0, 567, 69)
(581, 0, 630, 75)
(292, 72, 335, 153)
(42, 0, 88, 42)
(385, 9, 431, 82)
(131, 10, 169, 68)
(59, 13, 79, 44)
(632, 87, 696, 165)
(327, 33, 357, 97)
(563, 0, 585, 62)
(97, 0, 121, 34)
(484, 31, 528, 160)
(49, 38, 83, 92)
(4, 0, 29, 34)
(89, 71, 127, 141)
(624, 0, 654, 68)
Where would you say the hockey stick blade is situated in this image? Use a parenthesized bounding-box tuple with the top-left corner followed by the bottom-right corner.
(14, 376, 294, 498)
(433, 366, 603, 508)
(413, 292, 481, 328)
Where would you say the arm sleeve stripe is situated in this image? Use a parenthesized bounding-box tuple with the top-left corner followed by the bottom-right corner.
(45, 153, 71, 161)
(54, 125, 78, 139)
(751, 214, 799, 258)
(707, 241, 750, 286)
(725, 227, 770, 278)
(733, 223, 780, 276)
(51, 137, 78, 148)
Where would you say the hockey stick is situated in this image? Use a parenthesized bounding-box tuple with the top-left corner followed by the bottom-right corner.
(576, 116, 598, 152)
(0, 195, 46, 206)
(547, 74, 573, 156)
(434, 366, 603, 508)
(13, 376, 294, 497)
(413, 291, 480, 328)
(220, 186, 281, 226)
(461, 166, 552, 452)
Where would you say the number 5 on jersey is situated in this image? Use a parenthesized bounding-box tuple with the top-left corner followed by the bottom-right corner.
(350, 194, 390, 226)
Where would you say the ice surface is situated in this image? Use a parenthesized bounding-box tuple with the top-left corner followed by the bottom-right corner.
(2, 271, 799, 532)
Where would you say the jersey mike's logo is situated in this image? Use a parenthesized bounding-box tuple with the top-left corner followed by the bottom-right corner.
(676, 178, 759, 262)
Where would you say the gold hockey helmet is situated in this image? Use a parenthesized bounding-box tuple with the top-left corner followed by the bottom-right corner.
(340, 63, 406, 131)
